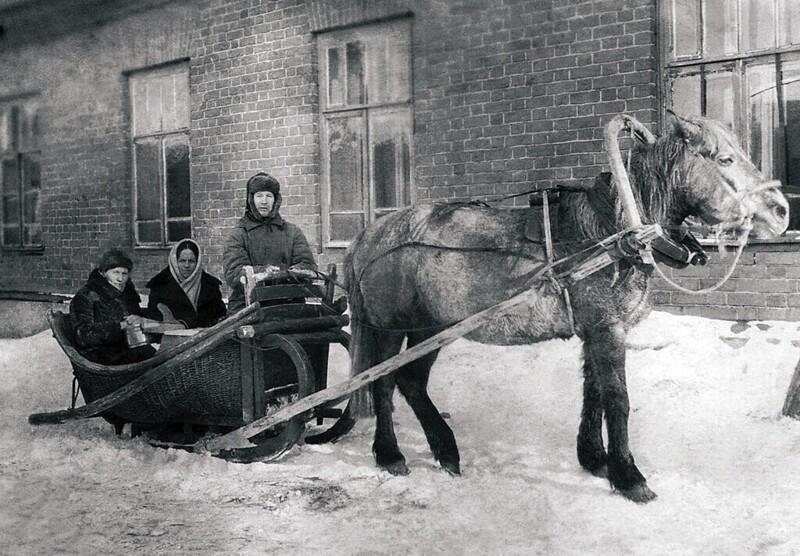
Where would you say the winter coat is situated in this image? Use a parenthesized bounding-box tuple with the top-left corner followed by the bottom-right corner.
(69, 269, 156, 365)
(145, 268, 227, 329)
(222, 212, 317, 311)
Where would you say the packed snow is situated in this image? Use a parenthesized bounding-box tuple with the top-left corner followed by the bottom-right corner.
(3, 310, 800, 555)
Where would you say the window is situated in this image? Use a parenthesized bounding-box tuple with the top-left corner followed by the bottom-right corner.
(129, 61, 191, 246)
(318, 19, 413, 246)
(0, 98, 41, 249)
(662, 0, 800, 232)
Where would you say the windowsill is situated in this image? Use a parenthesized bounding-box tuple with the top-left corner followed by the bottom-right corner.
(133, 246, 172, 252)
(2, 246, 45, 254)
(697, 231, 800, 246)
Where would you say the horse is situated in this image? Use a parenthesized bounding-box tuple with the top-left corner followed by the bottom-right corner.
(342, 113, 790, 503)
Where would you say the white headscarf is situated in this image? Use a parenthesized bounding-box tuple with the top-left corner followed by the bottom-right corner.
(168, 239, 203, 309)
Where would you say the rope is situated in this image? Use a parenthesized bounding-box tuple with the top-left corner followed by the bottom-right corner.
(651, 221, 752, 294)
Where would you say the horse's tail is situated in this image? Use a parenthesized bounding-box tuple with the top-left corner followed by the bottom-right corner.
(343, 243, 375, 419)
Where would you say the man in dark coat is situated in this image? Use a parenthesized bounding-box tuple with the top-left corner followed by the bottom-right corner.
(70, 249, 158, 365)
(223, 172, 317, 312)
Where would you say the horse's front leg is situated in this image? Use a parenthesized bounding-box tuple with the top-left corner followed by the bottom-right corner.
(577, 358, 608, 477)
(584, 324, 657, 503)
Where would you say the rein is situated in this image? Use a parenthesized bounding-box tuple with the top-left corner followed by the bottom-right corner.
(650, 220, 752, 295)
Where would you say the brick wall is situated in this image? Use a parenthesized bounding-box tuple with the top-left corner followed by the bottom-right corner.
(411, 0, 658, 204)
(13, 0, 791, 324)
(651, 245, 800, 321)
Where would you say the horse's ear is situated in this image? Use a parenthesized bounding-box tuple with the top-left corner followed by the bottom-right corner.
(668, 111, 703, 147)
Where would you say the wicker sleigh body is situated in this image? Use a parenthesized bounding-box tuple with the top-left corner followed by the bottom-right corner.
(46, 307, 266, 428)
(70, 334, 247, 427)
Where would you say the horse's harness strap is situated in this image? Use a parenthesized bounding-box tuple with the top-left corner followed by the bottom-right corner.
(587, 173, 707, 270)
(530, 190, 576, 335)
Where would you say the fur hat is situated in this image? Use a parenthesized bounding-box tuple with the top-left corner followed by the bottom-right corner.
(246, 173, 281, 196)
(245, 172, 283, 220)
(98, 248, 133, 272)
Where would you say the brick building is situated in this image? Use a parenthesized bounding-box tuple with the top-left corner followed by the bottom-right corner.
(1, 0, 799, 324)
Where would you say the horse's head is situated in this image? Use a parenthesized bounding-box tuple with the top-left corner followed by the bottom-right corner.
(662, 114, 789, 239)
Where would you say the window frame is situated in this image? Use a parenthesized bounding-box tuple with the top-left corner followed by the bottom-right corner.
(128, 60, 192, 249)
(0, 96, 42, 252)
(317, 18, 414, 248)
(660, 0, 800, 240)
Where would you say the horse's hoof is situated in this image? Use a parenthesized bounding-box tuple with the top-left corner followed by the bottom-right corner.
(382, 460, 410, 476)
(617, 483, 657, 504)
(439, 459, 460, 476)
(589, 464, 608, 479)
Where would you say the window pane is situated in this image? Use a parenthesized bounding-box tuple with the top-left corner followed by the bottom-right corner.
(147, 81, 163, 134)
(779, 0, 800, 45)
(2, 195, 18, 223)
(135, 138, 162, 221)
(387, 31, 411, 103)
(367, 37, 388, 104)
(137, 221, 162, 244)
(782, 60, 800, 186)
(328, 47, 344, 106)
(673, 0, 700, 58)
(0, 109, 9, 152)
(328, 116, 363, 211)
(742, 0, 776, 51)
(747, 64, 783, 181)
(167, 220, 191, 243)
(159, 74, 189, 132)
(165, 135, 190, 218)
(8, 106, 20, 151)
(705, 70, 736, 131)
(671, 74, 702, 117)
(22, 155, 40, 225)
(370, 109, 412, 210)
(3, 225, 19, 246)
(402, 140, 411, 206)
(172, 73, 190, 131)
(705, 0, 738, 56)
(20, 103, 39, 151)
(23, 223, 41, 246)
(2, 158, 19, 224)
(373, 139, 396, 209)
(330, 213, 364, 242)
(131, 79, 150, 136)
(346, 41, 365, 105)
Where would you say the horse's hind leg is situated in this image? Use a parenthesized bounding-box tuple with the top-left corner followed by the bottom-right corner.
(360, 329, 407, 475)
(395, 333, 459, 475)
(583, 324, 657, 503)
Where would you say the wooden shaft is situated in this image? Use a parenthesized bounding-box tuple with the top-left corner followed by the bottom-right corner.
(604, 114, 643, 229)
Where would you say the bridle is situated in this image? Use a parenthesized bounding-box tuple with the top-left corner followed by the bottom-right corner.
(650, 140, 782, 294)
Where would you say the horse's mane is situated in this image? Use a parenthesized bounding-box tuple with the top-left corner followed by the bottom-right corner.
(562, 117, 726, 239)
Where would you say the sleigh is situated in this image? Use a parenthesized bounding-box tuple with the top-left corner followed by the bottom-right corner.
(29, 265, 354, 462)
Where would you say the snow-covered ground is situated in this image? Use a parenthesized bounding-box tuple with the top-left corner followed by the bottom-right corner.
(4, 310, 800, 555)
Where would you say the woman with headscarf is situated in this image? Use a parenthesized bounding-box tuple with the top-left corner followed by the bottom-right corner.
(222, 172, 317, 312)
(146, 239, 227, 329)
(70, 248, 159, 365)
